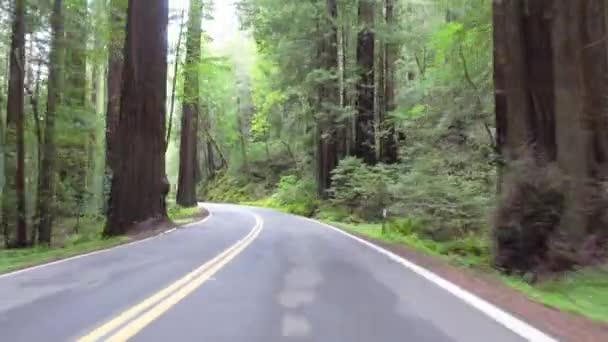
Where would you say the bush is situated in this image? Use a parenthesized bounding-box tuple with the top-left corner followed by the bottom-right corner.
(204, 172, 268, 203)
(330, 157, 395, 221)
(387, 154, 492, 241)
(271, 175, 318, 216)
(494, 159, 566, 273)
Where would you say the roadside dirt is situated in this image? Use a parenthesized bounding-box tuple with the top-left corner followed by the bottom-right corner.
(345, 230, 608, 342)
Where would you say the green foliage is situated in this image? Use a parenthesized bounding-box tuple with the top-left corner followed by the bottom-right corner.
(330, 157, 394, 221)
(167, 203, 202, 224)
(204, 172, 268, 204)
(270, 175, 318, 216)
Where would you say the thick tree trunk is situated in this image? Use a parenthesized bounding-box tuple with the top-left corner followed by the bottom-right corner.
(381, 0, 398, 163)
(552, 0, 607, 242)
(3, 0, 27, 247)
(355, 0, 376, 165)
(493, 0, 608, 271)
(105, 0, 169, 235)
(104, 0, 126, 211)
(176, 0, 202, 207)
(37, 0, 65, 245)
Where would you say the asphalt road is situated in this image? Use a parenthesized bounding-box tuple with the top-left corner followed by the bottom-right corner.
(0, 203, 553, 342)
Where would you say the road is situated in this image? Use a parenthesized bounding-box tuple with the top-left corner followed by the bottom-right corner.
(0, 203, 555, 342)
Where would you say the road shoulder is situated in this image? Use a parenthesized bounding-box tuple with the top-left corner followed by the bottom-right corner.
(0, 207, 210, 277)
(327, 222, 608, 342)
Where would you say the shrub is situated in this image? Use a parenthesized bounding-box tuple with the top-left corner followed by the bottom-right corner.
(330, 157, 395, 221)
(271, 175, 318, 216)
(494, 159, 566, 273)
(388, 155, 492, 241)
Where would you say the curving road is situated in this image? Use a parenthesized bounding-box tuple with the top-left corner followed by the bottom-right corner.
(0, 204, 555, 342)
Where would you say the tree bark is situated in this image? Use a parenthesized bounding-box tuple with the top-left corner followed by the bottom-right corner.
(381, 0, 398, 163)
(104, 0, 127, 209)
(3, 0, 27, 247)
(315, 0, 340, 197)
(105, 0, 169, 235)
(552, 0, 607, 242)
(176, 0, 202, 207)
(37, 0, 65, 245)
(355, 0, 376, 165)
(493, 0, 608, 269)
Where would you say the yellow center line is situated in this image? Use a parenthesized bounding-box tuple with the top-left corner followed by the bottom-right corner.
(78, 214, 263, 342)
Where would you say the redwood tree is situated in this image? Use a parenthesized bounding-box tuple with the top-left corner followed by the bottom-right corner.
(3, 0, 27, 247)
(37, 0, 65, 245)
(105, 0, 169, 235)
(493, 0, 608, 271)
(104, 0, 127, 204)
(355, 0, 376, 165)
(380, 0, 398, 163)
(176, 0, 203, 207)
(316, 0, 340, 196)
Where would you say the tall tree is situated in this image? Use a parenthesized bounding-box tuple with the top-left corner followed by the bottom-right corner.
(37, 0, 65, 245)
(3, 0, 27, 247)
(380, 0, 398, 163)
(104, 0, 127, 208)
(316, 0, 340, 196)
(493, 0, 608, 271)
(105, 0, 169, 235)
(355, 0, 376, 164)
(176, 0, 203, 207)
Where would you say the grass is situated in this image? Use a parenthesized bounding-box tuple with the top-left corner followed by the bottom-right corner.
(0, 236, 128, 274)
(167, 203, 204, 224)
(0, 216, 129, 275)
(330, 220, 608, 323)
(0, 203, 205, 275)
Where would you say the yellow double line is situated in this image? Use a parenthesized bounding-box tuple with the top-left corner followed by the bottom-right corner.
(78, 214, 263, 342)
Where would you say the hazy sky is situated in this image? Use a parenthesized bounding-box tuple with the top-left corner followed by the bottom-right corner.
(168, 0, 240, 50)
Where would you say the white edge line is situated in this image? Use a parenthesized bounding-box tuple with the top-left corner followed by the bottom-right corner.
(0, 205, 214, 280)
(304, 217, 559, 342)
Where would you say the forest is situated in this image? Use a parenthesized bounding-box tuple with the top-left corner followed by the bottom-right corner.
(0, 0, 607, 323)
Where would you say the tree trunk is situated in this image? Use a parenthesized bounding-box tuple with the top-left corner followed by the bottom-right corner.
(552, 0, 607, 242)
(355, 0, 376, 165)
(3, 0, 27, 247)
(105, 0, 169, 235)
(381, 0, 398, 163)
(37, 0, 65, 245)
(315, 0, 340, 197)
(104, 0, 127, 211)
(176, 0, 202, 207)
(493, 0, 608, 271)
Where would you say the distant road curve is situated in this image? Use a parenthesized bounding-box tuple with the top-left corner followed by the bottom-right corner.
(0, 203, 556, 342)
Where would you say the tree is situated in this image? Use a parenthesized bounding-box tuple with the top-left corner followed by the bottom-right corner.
(493, 0, 608, 271)
(316, 0, 340, 196)
(380, 0, 398, 163)
(105, 0, 169, 235)
(176, 0, 203, 207)
(37, 0, 65, 245)
(105, 0, 127, 201)
(355, 0, 376, 165)
(3, 0, 27, 247)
